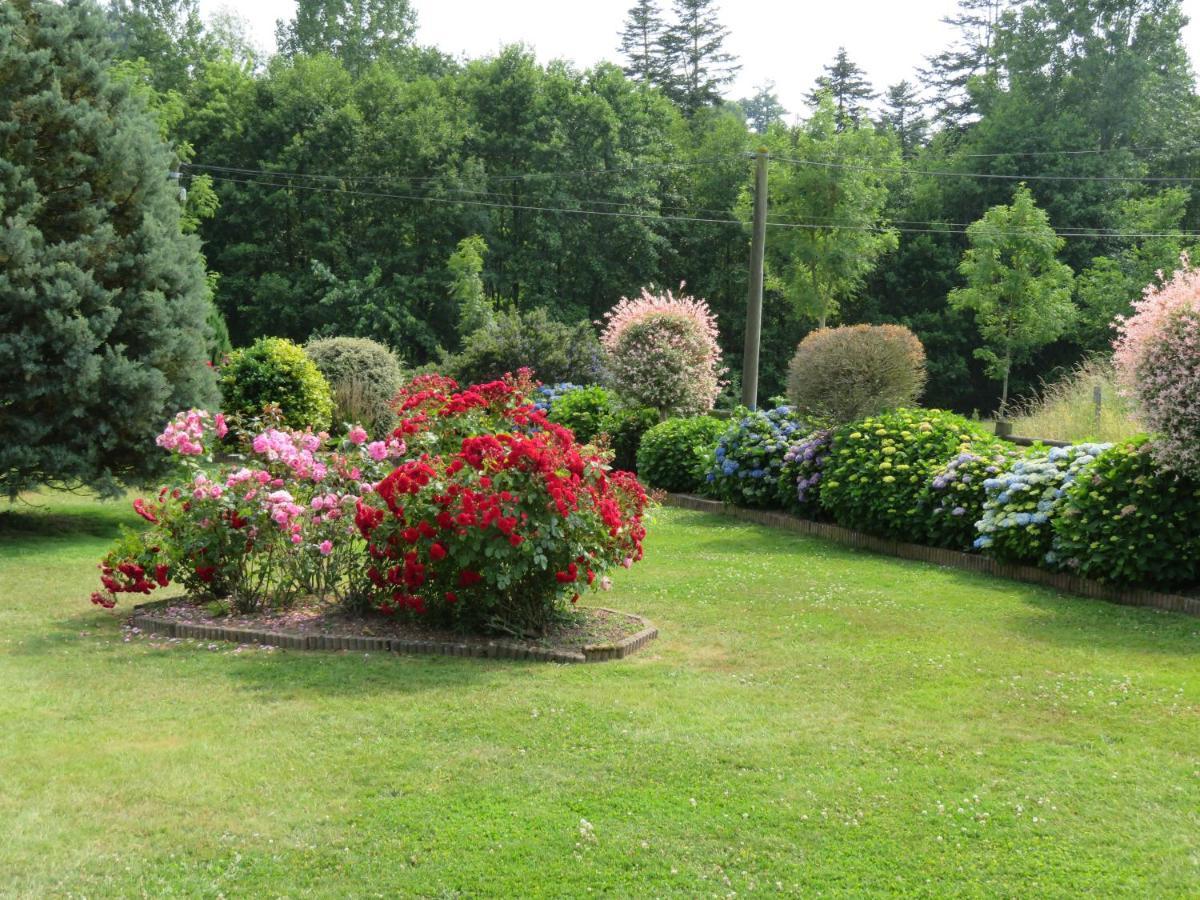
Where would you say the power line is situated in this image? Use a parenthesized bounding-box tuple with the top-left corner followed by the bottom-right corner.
(182, 157, 732, 186)
(194, 171, 1200, 240)
(190, 162, 1200, 235)
(959, 143, 1200, 158)
(769, 155, 1200, 184)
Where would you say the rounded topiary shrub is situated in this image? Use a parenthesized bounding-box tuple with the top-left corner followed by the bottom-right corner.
(1114, 262, 1200, 477)
(219, 337, 333, 431)
(637, 416, 727, 493)
(547, 385, 617, 443)
(973, 443, 1109, 564)
(600, 286, 724, 417)
(786, 324, 927, 426)
(1050, 437, 1200, 587)
(704, 407, 807, 508)
(601, 406, 661, 472)
(305, 336, 403, 433)
(819, 408, 989, 539)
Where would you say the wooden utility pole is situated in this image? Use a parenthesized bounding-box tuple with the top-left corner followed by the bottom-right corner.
(742, 149, 768, 410)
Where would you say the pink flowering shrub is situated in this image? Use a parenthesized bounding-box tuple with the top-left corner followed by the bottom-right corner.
(1113, 258, 1200, 476)
(600, 286, 724, 416)
(92, 410, 404, 613)
(92, 373, 651, 635)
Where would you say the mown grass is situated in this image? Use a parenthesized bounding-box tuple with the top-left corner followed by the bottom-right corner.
(1, 493, 1198, 897)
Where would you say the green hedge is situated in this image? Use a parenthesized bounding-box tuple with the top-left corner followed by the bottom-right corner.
(637, 416, 727, 492)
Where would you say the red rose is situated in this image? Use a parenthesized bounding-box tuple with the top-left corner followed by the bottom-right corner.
(429, 542, 447, 561)
(132, 498, 157, 524)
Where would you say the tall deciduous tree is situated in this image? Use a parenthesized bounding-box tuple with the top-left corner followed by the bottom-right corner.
(0, 0, 218, 496)
(948, 185, 1075, 416)
(920, 0, 1015, 129)
(806, 47, 876, 130)
(659, 0, 740, 114)
(763, 98, 900, 329)
(739, 82, 786, 134)
(879, 80, 928, 158)
(618, 0, 669, 87)
(275, 0, 416, 73)
(104, 0, 206, 92)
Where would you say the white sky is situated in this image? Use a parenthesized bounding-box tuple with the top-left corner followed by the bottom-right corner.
(199, 0, 1200, 118)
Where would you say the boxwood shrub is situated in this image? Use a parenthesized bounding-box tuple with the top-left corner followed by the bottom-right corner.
(1050, 437, 1200, 587)
(304, 336, 403, 433)
(637, 416, 727, 493)
(547, 385, 617, 443)
(219, 337, 333, 431)
(819, 408, 990, 539)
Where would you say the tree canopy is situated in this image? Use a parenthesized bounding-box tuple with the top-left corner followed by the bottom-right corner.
(1, 0, 218, 496)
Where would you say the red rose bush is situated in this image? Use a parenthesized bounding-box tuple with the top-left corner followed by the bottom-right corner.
(92, 374, 649, 637)
(355, 374, 648, 635)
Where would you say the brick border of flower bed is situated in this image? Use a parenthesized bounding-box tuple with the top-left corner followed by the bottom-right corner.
(127, 601, 658, 663)
(665, 493, 1200, 618)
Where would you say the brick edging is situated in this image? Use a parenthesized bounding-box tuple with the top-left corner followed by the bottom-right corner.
(664, 493, 1200, 618)
(128, 600, 658, 664)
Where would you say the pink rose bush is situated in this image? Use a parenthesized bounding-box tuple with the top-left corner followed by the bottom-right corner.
(600, 285, 725, 416)
(1114, 257, 1200, 476)
(93, 410, 405, 613)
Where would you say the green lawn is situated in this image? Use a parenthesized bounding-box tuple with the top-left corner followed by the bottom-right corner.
(1, 494, 1197, 897)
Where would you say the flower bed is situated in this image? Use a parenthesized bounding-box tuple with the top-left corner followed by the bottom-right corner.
(128, 598, 658, 663)
(91, 373, 650, 641)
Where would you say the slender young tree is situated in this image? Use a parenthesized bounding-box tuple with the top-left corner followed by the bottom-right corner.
(878, 80, 929, 158)
(739, 82, 787, 134)
(618, 0, 669, 87)
(948, 185, 1075, 417)
(0, 0, 218, 496)
(447, 235, 495, 341)
(763, 97, 900, 329)
(660, 0, 740, 114)
(806, 47, 876, 130)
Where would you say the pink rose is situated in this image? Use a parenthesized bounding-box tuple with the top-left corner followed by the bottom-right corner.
(348, 425, 368, 445)
(366, 441, 388, 462)
(215, 413, 228, 438)
(318, 540, 333, 556)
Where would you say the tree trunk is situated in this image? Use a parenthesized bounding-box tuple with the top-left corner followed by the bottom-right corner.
(998, 356, 1011, 420)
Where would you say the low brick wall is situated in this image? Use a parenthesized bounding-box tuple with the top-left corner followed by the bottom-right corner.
(129, 602, 658, 664)
(665, 493, 1200, 618)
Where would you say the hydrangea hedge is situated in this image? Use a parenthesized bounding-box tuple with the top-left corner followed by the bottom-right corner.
(658, 404, 1196, 592)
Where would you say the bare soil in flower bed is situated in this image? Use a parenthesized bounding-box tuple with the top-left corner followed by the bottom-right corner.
(138, 598, 655, 661)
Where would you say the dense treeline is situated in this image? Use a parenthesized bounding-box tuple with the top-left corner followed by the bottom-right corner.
(103, 0, 1200, 412)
